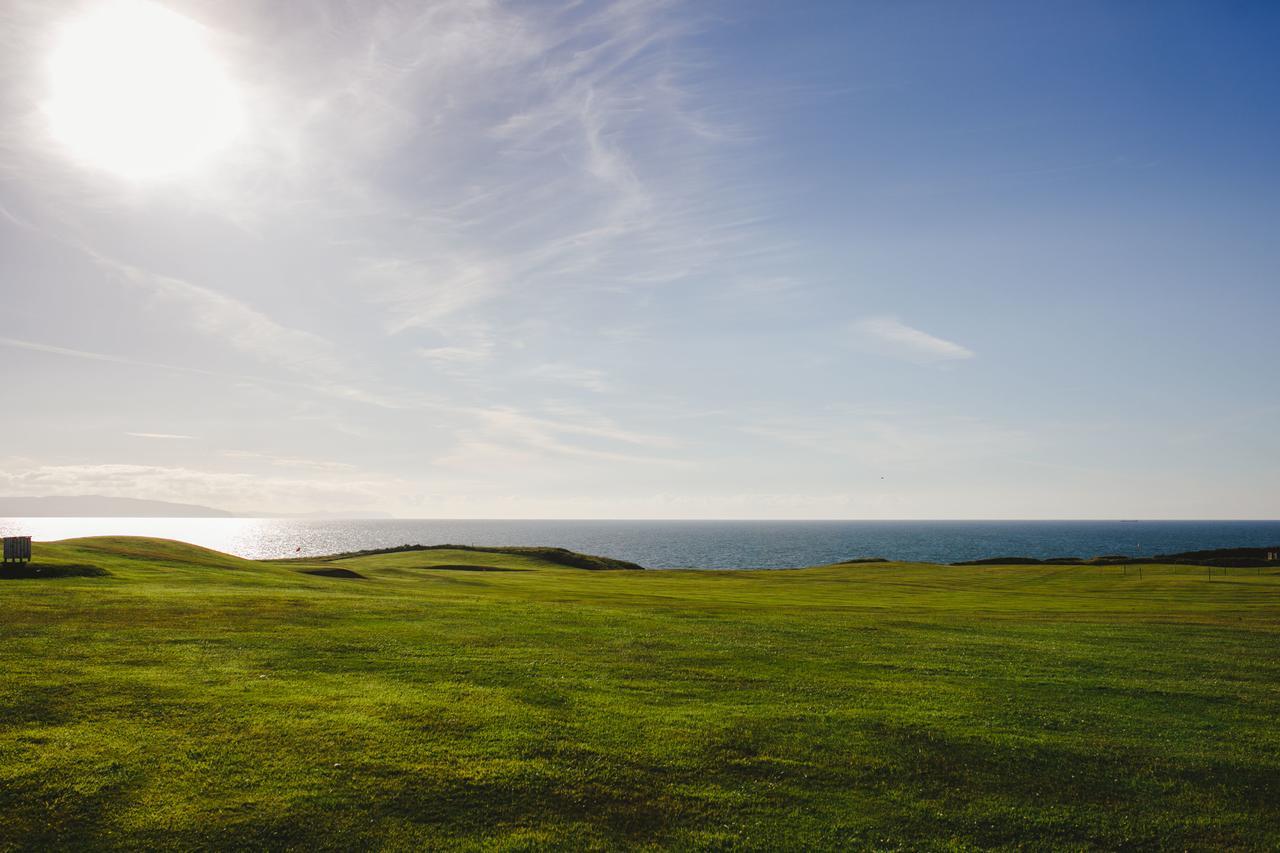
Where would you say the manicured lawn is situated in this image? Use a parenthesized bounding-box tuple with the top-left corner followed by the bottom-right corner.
(2, 537, 1278, 850)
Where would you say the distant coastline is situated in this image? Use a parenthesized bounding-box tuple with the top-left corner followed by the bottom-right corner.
(0, 495, 233, 518)
(0, 496, 392, 519)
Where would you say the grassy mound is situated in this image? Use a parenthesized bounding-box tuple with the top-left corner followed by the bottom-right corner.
(51, 536, 260, 570)
(295, 543, 645, 571)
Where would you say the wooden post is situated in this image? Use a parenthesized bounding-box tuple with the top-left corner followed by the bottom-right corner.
(2, 536, 32, 565)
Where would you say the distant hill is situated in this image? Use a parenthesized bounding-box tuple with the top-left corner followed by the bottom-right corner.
(0, 495, 234, 518)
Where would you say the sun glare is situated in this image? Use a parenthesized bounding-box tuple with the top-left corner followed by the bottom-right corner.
(45, 1, 243, 180)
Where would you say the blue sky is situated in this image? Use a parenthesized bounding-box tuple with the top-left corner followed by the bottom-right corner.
(0, 0, 1277, 517)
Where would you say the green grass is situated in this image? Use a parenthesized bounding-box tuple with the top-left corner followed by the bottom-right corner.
(2, 537, 1279, 850)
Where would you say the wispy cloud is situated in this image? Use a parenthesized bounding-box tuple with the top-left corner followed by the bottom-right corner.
(360, 255, 507, 336)
(126, 432, 194, 440)
(525, 362, 613, 393)
(436, 405, 682, 471)
(416, 342, 494, 366)
(1, 335, 157, 368)
(222, 450, 357, 472)
(0, 460, 400, 515)
(92, 253, 349, 379)
(852, 316, 975, 363)
(0, 334, 420, 412)
(742, 412, 1025, 467)
(279, 0, 770, 342)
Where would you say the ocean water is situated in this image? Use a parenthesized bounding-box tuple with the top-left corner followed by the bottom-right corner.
(2, 518, 1279, 568)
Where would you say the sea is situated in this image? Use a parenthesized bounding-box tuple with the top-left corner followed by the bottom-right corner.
(2, 518, 1279, 569)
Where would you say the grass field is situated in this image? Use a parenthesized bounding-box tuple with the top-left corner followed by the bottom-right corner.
(2, 537, 1279, 850)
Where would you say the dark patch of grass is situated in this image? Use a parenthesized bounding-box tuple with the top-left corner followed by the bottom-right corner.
(0, 563, 107, 579)
(0, 771, 139, 850)
(421, 564, 528, 572)
(957, 547, 1280, 569)
(299, 568, 366, 579)
(1159, 545, 1280, 563)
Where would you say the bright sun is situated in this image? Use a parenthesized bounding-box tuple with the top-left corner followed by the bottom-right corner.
(45, 1, 243, 180)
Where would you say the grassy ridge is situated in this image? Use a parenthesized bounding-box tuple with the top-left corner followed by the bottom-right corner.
(282, 543, 645, 571)
(1, 537, 1279, 849)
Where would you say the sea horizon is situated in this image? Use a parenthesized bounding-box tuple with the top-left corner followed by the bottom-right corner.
(5, 517, 1279, 568)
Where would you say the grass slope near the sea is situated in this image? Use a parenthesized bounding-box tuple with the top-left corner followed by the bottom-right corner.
(2, 538, 1279, 850)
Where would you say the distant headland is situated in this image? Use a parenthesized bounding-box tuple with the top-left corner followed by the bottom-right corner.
(0, 496, 393, 519)
(0, 495, 234, 518)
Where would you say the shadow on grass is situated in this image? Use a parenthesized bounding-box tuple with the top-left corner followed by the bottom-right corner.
(0, 563, 107, 580)
(300, 568, 367, 579)
(421, 565, 530, 572)
(0, 772, 139, 850)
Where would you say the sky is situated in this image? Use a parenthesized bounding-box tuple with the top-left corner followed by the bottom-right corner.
(1, 0, 1278, 519)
